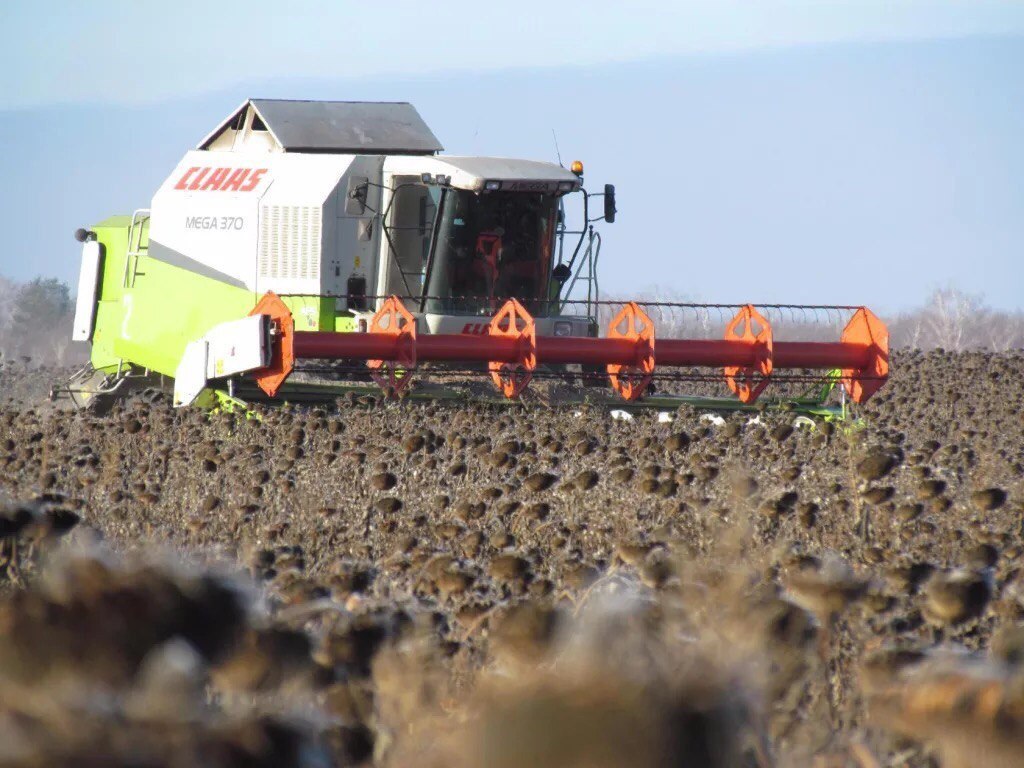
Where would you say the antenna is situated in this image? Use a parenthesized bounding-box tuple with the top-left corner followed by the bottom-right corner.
(551, 129, 563, 168)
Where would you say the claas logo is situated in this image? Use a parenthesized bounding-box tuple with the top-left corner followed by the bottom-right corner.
(174, 167, 268, 192)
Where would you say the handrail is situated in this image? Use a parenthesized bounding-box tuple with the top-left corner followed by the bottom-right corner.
(122, 209, 151, 288)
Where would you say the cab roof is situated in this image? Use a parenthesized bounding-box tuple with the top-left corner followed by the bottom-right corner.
(386, 155, 580, 192)
(199, 99, 444, 155)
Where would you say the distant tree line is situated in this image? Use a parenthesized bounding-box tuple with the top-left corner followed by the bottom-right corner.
(887, 288, 1024, 352)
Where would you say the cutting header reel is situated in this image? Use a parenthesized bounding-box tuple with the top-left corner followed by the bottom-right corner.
(170, 291, 889, 418)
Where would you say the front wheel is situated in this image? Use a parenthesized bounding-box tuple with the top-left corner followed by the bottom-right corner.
(61, 367, 118, 413)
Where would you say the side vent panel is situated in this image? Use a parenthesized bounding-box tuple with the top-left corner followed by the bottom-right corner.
(258, 205, 322, 281)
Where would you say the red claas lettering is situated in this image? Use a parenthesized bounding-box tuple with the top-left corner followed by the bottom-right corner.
(187, 167, 210, 191)
(173, 167, 269, 192)
(200, 167, 231, 191)
(220, 168, 250, 191)
(174, 167, 201, 190)
(240, 168, 267, 192)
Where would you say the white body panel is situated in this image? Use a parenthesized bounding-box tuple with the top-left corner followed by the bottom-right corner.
(172, 314, 272, 406)
(173, 341, 210, 407)
(255, 153, 351, 296)
(72, 241, 103, 341)
(255, 154, 384, 297)
(149, 151, 383, 297)
(150, 150, 271, 289)
(205, 315, 270, 378)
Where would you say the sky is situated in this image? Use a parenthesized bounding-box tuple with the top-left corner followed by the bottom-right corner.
(1, 1, 1022, 310)
(3, 0, 1024, 108)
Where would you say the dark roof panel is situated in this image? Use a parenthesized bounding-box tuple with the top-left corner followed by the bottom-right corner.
(250, 99, 443, 154)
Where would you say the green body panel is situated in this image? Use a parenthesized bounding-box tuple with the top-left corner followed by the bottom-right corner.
(88, 217, 348, 379)
(89, 217, 136, 373)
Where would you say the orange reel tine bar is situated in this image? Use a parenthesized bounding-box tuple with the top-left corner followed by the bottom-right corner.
(251, 291, 295, 398)
(487, 299, 536, 398)
(722, 304, 773, 404)
(367, 297, 417, 397)
(839, 307, 889, 403)
(606, 302, 655, 401)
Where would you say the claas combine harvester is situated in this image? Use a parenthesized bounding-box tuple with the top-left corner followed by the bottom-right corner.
(64, 99, 888, 416)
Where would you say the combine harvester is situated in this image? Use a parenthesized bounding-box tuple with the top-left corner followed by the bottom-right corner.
(65, 99, 888, 417)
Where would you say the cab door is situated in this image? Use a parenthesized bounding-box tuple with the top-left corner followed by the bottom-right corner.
(376, 174, 440, 308)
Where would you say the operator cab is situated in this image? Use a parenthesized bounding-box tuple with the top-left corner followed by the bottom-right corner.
(425, 188, 558, 315)
(374, 156, 589, 335)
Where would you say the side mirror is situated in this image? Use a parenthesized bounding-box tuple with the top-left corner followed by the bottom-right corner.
(552, 263, 571, 282)
(345, 176, 368, 215)
(603, 184, 616, 223)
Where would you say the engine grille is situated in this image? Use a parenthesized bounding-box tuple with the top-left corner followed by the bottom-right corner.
(258, 205, 321, 280)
